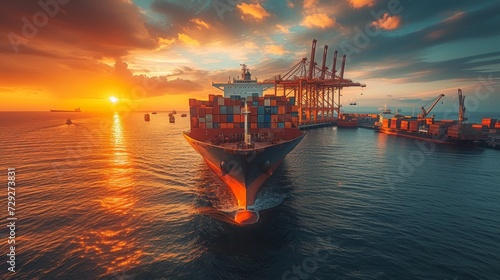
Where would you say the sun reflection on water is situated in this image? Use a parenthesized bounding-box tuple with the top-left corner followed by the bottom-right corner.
(76, 113, 143, 276)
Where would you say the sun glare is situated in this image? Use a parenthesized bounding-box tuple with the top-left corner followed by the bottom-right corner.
(109, 96, 118, 103)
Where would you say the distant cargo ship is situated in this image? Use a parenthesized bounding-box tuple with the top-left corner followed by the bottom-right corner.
(50, 108, 81, 112)
(375, 89, 486, 145)
(337, 113, 358, 128)
(183, 64, 305, 224)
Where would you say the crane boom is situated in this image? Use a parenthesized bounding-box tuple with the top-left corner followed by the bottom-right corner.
(418, 94, 445, 119)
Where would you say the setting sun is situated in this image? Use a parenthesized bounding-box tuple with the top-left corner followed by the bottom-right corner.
(109, 96, 118, 103)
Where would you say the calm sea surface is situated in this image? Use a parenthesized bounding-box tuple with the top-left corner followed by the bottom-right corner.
(0, 111, 499, 280)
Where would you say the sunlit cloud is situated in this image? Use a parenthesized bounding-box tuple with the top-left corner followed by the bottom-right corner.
(303, 0, 318, 9)
(287, 1, 295, 8)
(301, 13, 337, 29)
(177, 33, 200, 46)
(237, 3, 270, 21)
(276, 24, 290, 34)
(265, 45, 288, 55)
(156, 37, 176, 51)
(191, 18, 210, 29)
(348, 0, 376, 9)
(370, 13, 402, 30)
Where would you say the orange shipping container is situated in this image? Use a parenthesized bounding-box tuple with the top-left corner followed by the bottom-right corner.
(278, 106, 285, 114)
(220, 123, 227, 129)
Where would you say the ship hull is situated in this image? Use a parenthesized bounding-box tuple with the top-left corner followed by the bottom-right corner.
(183, 132, 304, 209)
(376, 127, 479, 146)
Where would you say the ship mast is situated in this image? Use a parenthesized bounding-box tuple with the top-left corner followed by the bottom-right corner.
(243, 99, 251, 147)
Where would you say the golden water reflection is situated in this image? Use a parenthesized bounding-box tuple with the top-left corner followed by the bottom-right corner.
(76, 113, 143, 276)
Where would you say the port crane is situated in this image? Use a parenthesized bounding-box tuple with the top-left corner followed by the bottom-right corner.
(418, 94, 445, 119)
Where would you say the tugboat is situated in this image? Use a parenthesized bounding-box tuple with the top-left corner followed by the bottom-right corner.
(144, 113, 150, 121)
(65, 118, 72, 125)
(183, 64, 305, 224)
(169, 113, 175, 123)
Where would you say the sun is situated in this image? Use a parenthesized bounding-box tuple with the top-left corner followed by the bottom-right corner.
(109, 96, 118, 103)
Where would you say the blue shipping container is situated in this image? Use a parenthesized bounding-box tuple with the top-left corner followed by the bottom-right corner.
(220, 106, 227, 115)
(227, 115, 234, 122)
(258, 106, 265, 115)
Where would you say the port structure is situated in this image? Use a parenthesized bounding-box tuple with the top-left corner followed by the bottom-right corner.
(262, 39, 366, 128)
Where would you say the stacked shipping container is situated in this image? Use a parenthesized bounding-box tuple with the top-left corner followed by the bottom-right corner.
(189, 94, 299, 130)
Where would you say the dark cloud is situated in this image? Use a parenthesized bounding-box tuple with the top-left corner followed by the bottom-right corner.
(0, 0, 157, 57)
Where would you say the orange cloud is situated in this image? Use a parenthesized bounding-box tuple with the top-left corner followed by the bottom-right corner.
(178, 33, 200, 46)
(303, 0, 318, 9)
(348, 0, 376, 8)
(237, 3, 270, 21)
(370, 13, 402, 30)
(265, 45, 287, 55)
(276, 24, 290, 33)
(287, 1, 295, 8)
(191, 18, 210, 29)
(301, 13, 336, 29)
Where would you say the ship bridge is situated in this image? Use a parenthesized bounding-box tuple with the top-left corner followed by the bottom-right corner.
(212, 64, 274, 99)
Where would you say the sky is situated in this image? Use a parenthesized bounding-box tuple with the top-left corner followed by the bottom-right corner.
(1, 0, 499, 113)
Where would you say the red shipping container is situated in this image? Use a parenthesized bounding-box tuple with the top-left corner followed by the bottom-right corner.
(251, 107, 258, 116)
(271, 100, 277, 106)
(250, 123, 257, 129)
(206, 107, 213, 114)
(234, 115, 241, 123)
(189, 99, 197, 106)
(221, 115, 227, 122)
(209, 94, 215, 102)
(278, 115, 285, 122)
(213, 106, 220, 114)
(251, 116, 258, 123)
(221, 123, 227, 129)
(271, 122, 278, 128)
(278, 106, 285, 114)
(224, 99, 231, 106)
(258, 99, 264, 106)
(213, 115, 220, 123)
(190, 117, 199, 128)
(271, 115, 278, 123)
(197, 107, 206, 117)
(199, 122, 206, 129)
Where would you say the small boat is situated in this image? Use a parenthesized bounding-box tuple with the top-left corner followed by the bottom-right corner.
(172, 110, 177, 114)
(181, 114, 187, 117)
(144, 114, 150, 121)
(152, 112, 157, 114)
(65, 118, 72, 124)
(169, 115, 175, 123)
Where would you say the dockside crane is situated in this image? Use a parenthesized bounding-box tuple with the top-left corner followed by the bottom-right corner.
(418, 94, 445, 120)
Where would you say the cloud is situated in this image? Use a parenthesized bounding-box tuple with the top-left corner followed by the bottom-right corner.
(191, 18, 210, 29)
(370, 13, 402, 30)
(237, 3, 271, 21)
(0, 0, 157, 58)
(301, 13, 337, 28)
(265, 45, 288, 55)
(276, 24, 290, 33)
(348, 0, 376, 9)
(303, 0, 318, 9)
(178, 33, 200, 46)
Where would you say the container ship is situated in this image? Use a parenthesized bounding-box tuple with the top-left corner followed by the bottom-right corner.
(50, 108, 81, 112)
(375, 89, 486, 145)
(183, 65, 305, 224)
